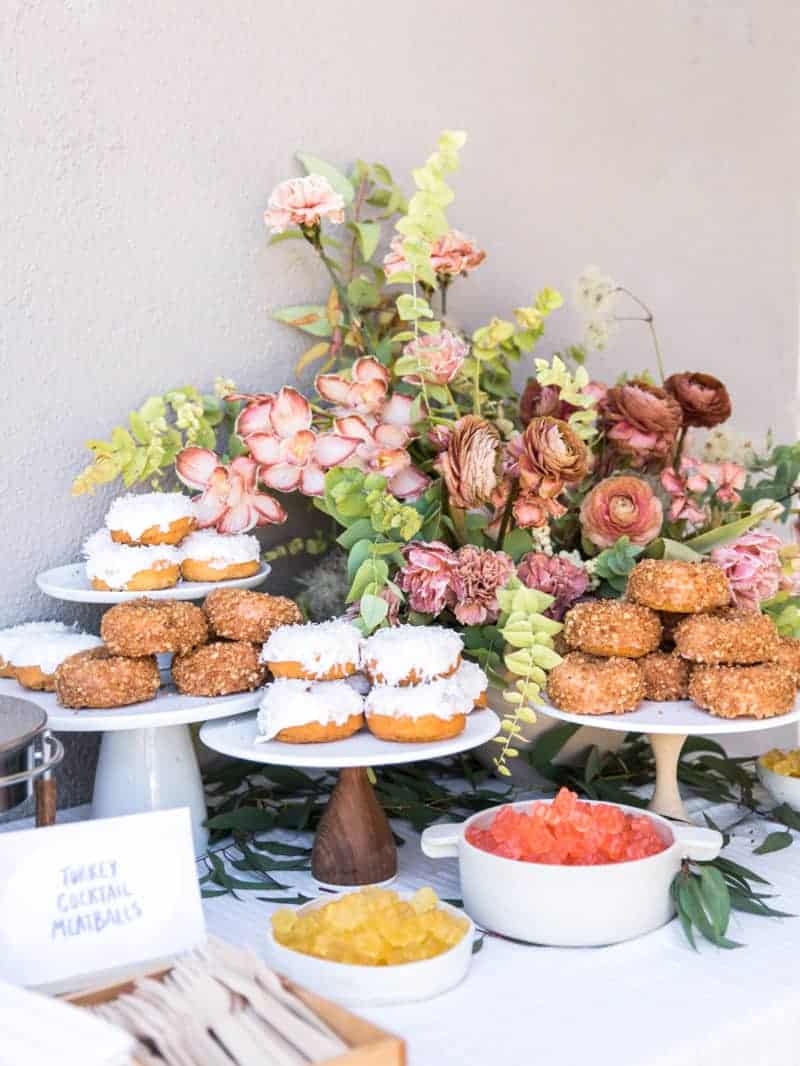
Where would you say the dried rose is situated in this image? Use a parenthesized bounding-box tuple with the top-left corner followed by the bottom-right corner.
(664, 372, 731, 429)
(579, 475, 664, 549)
(435, 415, 501, 509)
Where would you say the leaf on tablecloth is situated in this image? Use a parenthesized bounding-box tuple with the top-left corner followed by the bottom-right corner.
(753, 831, 794, 855)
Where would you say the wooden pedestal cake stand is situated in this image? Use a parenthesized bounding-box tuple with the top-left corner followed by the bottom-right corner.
(200, 709, 501, 888)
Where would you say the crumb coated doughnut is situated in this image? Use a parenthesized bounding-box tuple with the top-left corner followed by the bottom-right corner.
(627, 559, 730, 613)
(101, 599, 209, 657)
(366, 713, 466, 742)
(172, 641, 267, 697)
(774, 636, 800, 688)
(659, 611, 689, 648)
(689, 664, 796, 719)
(204, 589, 302, 643)
(563, 600, 661, 658)
(56, 648, 160, 708)
(674, 608, 779, 665)
(639, 652, 690, 701)
(547, 652, 645, 715)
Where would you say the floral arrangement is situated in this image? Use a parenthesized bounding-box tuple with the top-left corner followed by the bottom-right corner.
(73, 131, 800, 771)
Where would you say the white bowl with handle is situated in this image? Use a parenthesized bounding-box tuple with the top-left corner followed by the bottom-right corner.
(421, 799, 722, 947)
(757, 759, 800, 809)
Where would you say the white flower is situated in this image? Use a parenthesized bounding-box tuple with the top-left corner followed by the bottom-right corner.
(699, 428, 760, 468)
(752, 498, 785, 522)
(584, 317, 615, 351)
(573, 265, 617, 316)
(214, 376, 236, 399)
(529, 524, 553, 555)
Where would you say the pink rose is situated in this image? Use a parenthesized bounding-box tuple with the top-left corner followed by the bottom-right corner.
(397, 541, 458, 616)
(710, 531, 783, 611)
(580, 475, 664, 549)
(402, 330, 468, 385)
(450, 546, 515, 625)
(429, 230, 486, 277)
(264, 175, 345, 234)
(517, 552, 589, 620)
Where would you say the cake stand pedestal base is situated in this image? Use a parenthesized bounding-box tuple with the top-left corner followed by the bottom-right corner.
(92, 724, 209, 856)
(647, 732, 689, 822)
(311, 768, 397, 889)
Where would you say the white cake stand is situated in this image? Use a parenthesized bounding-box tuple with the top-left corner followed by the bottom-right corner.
(36, 561, 270, 602)
(200, 709, 501, 888)
(542, 697, 800, 822)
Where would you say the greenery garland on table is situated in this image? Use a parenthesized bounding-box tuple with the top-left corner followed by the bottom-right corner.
(199, 725, 796, 951)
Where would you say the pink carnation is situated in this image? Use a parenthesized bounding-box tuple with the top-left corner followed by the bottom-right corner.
(402, 330, 468, 385)
(397, 541, 457, 616)
(429, 230, 486, 277)
(517, 552, 590, 621)
(264, 175, 345, 234)
(450, 546, 515, 626)
(710, 531, 783, 611)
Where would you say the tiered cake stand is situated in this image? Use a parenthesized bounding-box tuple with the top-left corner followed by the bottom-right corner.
(200, 709, 501, 888)
(543, 697, 800, 822)
(28, 561, 272, 855)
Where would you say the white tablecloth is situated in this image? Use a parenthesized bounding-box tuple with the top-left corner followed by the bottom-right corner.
(201, 792, 800, 1066)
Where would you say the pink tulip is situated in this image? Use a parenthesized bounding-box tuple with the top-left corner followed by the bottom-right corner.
(175, 449, 286, 533)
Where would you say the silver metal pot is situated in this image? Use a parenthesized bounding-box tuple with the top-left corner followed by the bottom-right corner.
(0, 695, 63, 816)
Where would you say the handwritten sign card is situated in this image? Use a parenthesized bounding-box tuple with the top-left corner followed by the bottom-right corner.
(0, 808, 205, 989)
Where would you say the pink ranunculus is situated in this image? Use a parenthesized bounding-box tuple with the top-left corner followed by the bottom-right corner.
(580, 475, 664, 549)
(429, 230, 486, 277)
(517, 552, 590, 621)
(397, 541, 458, 616)
(316, 356, 390, 415)
(604, 380, 683, 468)
(176, 449, 286, 533)
(264, 175, 345, 234)
(710, 531, 783, 611)
(402, 330, 468, 385)
(450, 546, 515, 626)
(235, 386, 360, 497)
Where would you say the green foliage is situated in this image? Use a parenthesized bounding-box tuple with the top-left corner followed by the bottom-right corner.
(764, 597, 800, 638)
(740, 442, 800, 516)
(591, 536, 644, 595)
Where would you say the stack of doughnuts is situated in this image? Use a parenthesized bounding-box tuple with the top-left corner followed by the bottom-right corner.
(256, 621, 488, 744)
(82, 492, 262, 591)
(547, 559, 799, 720)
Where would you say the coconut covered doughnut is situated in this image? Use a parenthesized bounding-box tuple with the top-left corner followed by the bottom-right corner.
(101, 599, 209, 657)
(563, 601, 661, 659)
(547, 652, 645, 715)
(674, 608, 779, 665)
(0, 621, 75, 678)
(363, 662, 487, 742)
(689, 663, 796, 719)
(774, 636, 800, 688)
(55, 647, 161, 708)
(627, 559, 730, 614)
(362, 624, 463, 686)
(256, 678, 364, 743)
(11, 632, 104, 691)
(84, 529, 181, 591)
(105, 492, 196, 546)
(262, 620, 362, 681)
(180, 530, 260, 582)
(639, 652, 691, 701)
(204, 589, 302, 643)
(172, 641, 267, 697)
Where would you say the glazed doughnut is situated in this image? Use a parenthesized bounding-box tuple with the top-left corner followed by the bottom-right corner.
(101, 599, 209, 657)
(0, 621, 74, 678)
(12, 632, 104, 692)
(180, 530, 260, 582)
(105, 492, 196, 546)
(774, 636, 800, 688)
(626, 559, 730, 614)
(674, 608, 779, 665)
(563, 600, 661, 659)
(689, 663, 796, 719)
(55, 647, 160, 708)
(262, 620, 361, 681)
(361, 625, 463, 686)
(639, 652, 690, 701)
(256, 678, 364, 743)
(172, 641, 267, 697)
(546, 652, 645, 715)
(203, 589, 302, 643)
(84, 529, 181, 591)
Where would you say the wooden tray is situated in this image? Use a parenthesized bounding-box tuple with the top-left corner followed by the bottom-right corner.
(68, 968, 405, 1066)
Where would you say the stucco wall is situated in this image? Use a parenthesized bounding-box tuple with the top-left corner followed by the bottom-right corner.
(1, 1, 798, 797)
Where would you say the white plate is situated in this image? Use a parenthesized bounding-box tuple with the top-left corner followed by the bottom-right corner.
(0, 677, 263, 732)
(543, 696, 800, 736)
(36, 562, 271, 603)
(265, 893, 474, 1006)
(200, 709, 501, 768)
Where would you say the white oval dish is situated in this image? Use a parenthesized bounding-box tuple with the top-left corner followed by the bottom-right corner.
(265, 893, 475, 1007)
(36, 561, 271, 603)
(421, 798, 722, 947)
(757, 760, 800, 808)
